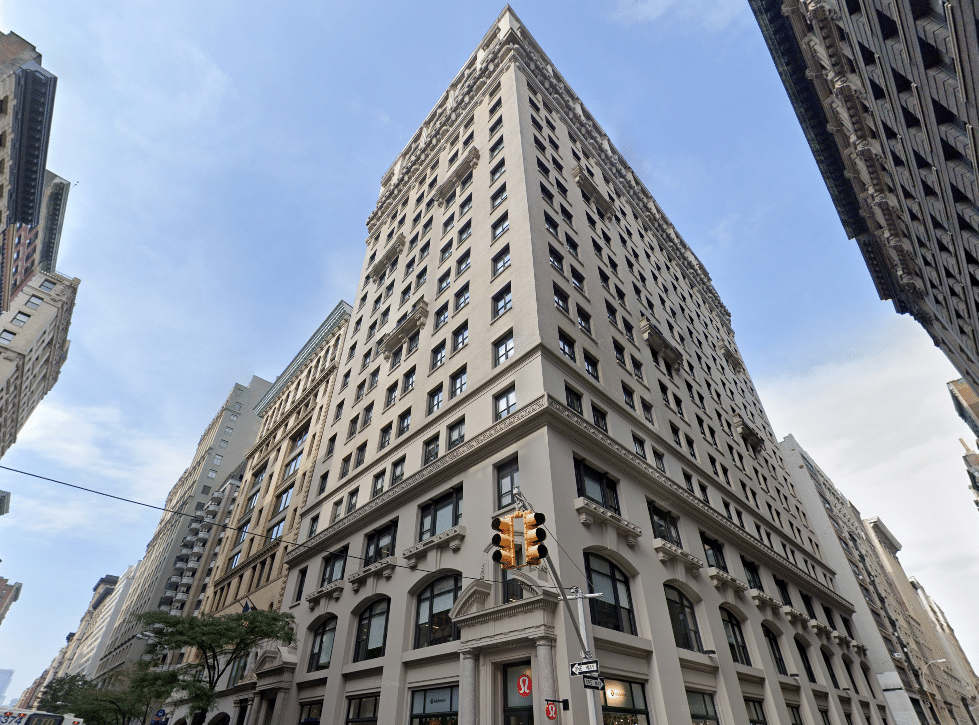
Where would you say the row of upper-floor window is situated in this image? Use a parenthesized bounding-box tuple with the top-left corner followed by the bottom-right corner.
(553, 309, 808, 548)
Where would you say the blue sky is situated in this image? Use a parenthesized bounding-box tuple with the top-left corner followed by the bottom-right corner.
(0, 0, 975, 700)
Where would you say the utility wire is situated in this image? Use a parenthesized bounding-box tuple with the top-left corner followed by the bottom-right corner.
(0, 464, 571, 592)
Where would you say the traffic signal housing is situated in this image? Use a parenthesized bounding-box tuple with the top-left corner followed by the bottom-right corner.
(524, 511, 548, 564)
(492, 515, 517, 568)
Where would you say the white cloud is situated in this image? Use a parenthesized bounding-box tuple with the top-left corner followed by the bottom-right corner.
(756, 314, 979, 664)
(610, 0, 748, 31)
(2, 398, 191, 536)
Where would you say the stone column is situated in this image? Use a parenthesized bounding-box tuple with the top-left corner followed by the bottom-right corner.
(269, 689, 286, 723)
(535, 637, 557, 708)
(242, 694, 263, 725)
(459, 648, 479, 725)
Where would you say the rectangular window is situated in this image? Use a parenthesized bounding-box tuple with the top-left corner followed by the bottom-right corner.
(559, 330, 576, 361)
(431, 341, 446, 369)
(491, 158, 506, 182)
(565, 385, 583, 414)
(454, 283, 470, 310)
(379, 424, 392, 450)
(492, 211, 509, 239)
(364, 522, 397, 565)
(490, 135, 504, 157)
(391, 457, 406, 485)
(622, 384, 635, 410)
(493, 283, 513, 318)
(575, 458, 619, 513)
(456, 248, 470, 273)
(493, 245, 511, 275)
(701, 533, 728, 572)
(452, 322, 469, 351)
(438, 271, 451, 294)
(428, 385, 444, 414)
(495, 332, 514, 366)
(633, 435, 647, 459)
(592, 405, 608, 432)
(554, 284, 570, 313)
(649, 502, 682, 545)
(577, 307, 591, 334)
(419, 487, 463, 540)
(398, 409, 411, 436)
(372, 472, 385, 498)
(450, 366, 467, 398)
(478, 174, 504, 209)
(448, 419, 465, 449)
(497, 458, 518, 509)
(495, 386, 517, 420)
(423, 436, 440, 464)
(584, 352, 599, 380)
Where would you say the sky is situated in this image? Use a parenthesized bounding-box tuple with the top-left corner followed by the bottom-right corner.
(0, 0, 976, 702)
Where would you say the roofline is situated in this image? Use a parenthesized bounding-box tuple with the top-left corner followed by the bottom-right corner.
(254, 300, 352, 415)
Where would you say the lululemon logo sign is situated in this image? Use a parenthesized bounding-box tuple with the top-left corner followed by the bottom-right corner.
(545, 702, 558, 720)
(517, 673, 532, 697)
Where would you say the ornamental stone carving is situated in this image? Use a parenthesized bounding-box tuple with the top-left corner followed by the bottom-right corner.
(367, 234, 405, 281)
(640, 317, 683, 367)
(652, 538, 703, 577)
(380, 300, 429, 360)
(707, 568, 748, 597)
(734, 415, 765, 453)
(433, 148, 480, 206)
(782, 606, 812, 625)
(573, 497, 642, 547)
(347, 556, 397, 593)
(402, 525, 466, 568)
(305, 580, 344, 609)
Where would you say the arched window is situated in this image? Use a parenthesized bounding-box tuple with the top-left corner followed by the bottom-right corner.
(415, 574, 462, 648)
(354, 598, 390, 662)
(665, 585, 702, 652)
(585, 554, 636, 635)
(720, 608, 751, 665)
(795, 638, 817, 683)
(821, 649, 841, 689)
(308, 616, 337, 672)
(762, 626, 787, 675)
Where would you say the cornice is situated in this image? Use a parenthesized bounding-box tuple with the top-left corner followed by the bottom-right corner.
(254, 302, 351, 415)
(285, 393, 853, 612)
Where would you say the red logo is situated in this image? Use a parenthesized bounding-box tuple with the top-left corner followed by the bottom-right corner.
(517, 673, 532, 697)
(545, 702, 558, 720)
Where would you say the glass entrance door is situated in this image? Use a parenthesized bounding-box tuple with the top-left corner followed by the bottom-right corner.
(503, 662, 534, 725)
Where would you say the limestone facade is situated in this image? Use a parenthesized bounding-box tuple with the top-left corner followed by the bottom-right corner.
(176, 8, 907, 725)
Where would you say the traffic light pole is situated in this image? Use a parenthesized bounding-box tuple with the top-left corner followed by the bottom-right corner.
(512, 487, 601, 725)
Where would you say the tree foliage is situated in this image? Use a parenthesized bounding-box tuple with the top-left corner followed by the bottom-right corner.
(36, 666, 178, 725)
(136, 609, 295, 722)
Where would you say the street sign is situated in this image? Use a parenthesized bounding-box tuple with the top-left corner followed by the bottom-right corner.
(582, 675, 605, 691)
(545, 702, 558, 720)
(569, 659, 600, 677)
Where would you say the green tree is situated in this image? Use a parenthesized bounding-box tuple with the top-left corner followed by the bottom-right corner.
(36, 666, 177, 725)
(136, 609, 295, 725)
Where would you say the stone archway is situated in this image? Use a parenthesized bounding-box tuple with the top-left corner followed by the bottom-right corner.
(206, 714, 231, 725)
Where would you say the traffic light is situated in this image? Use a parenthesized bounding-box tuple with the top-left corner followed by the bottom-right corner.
(524, 511, 548, 564)
(492, 515, 517, 568)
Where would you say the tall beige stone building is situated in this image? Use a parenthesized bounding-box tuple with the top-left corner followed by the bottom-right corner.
(95, 376, 271, 679)
(747, 0, 979, 392)
(201, 302, 351, 619)
(0, 270, 79, 458)
(782, 434, 979, 725)
(174, 8, 904, 725)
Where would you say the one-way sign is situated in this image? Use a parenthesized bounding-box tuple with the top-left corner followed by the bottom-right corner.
(582, 675, 605, 690)
(569, 659, 600, 676)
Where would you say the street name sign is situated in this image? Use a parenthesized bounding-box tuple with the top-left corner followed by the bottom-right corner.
(582, 675, 605, 690)
(569, 659, 600, 676)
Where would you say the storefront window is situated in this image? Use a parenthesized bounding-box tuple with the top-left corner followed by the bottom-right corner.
(504, 662, 534, 725)
(600, 679, 650, 725)
(410, 685, 459, 725)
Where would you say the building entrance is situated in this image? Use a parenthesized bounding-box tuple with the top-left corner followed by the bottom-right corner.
(503, 662, 534, 724)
